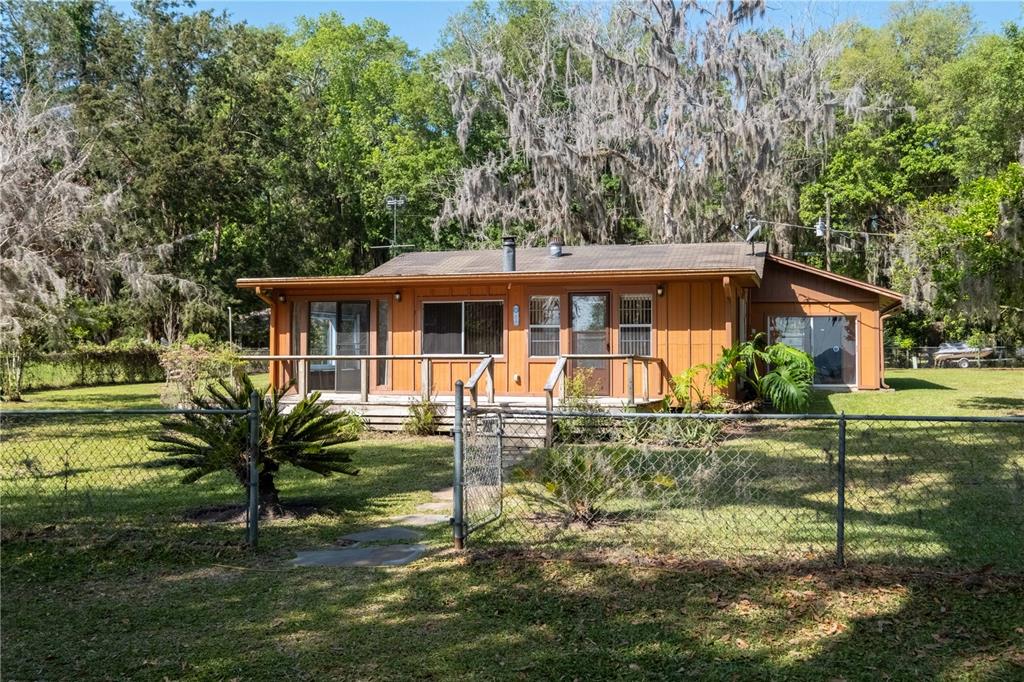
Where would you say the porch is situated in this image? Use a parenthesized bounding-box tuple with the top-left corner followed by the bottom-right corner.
(241, 353, 664, 431)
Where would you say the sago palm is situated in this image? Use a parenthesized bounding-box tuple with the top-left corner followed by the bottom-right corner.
(151, 374, 360, 510)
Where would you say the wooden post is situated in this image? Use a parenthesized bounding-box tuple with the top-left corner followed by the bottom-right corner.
(359, 358, 369, 403)
(420, 358, 431, 399)
(297, 358, 308, 398)
(642, 360, 649, 402)
(627, 356, 635, 406)
(545, 389, 554, 448)
(486, 361, 495, 403)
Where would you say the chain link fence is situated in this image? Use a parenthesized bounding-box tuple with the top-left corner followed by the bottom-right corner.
(1, 405, 260, 546)
(456, 406, 1024, 572)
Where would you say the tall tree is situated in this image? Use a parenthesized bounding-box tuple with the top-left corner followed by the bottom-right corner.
(437, 0, 849, 245)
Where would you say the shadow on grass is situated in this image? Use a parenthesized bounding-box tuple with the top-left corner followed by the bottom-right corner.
(957, 396, 1024, 413)
(884, 376, 956, 392)
(3, 547, 1022, 680)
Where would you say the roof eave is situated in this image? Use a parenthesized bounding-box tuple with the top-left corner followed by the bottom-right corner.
(237, 267, 763, 290)
(766, 254, 904, 306)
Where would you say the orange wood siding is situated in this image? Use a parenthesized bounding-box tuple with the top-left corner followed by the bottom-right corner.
(267, 274, 746, 399)
(750, 260, 886, 390)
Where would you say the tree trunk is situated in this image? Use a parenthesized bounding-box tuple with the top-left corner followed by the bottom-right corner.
(257, 467, 282, 515)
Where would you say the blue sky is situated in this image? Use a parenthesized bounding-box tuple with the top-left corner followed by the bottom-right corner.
(110, 1, 1024, 53)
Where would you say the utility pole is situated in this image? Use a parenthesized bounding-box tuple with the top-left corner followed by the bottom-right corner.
(385, 195, 406, 250)
(824, 193, 832, 272)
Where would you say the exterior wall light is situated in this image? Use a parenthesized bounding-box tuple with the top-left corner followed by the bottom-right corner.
(656, 284, 665, 297)
(276, 293, 286, 303)
(394, 291, 402, 301)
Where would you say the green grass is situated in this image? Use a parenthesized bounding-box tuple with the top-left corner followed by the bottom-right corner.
(809, 368, 1024, 416)
(3, 372, 1024, 680)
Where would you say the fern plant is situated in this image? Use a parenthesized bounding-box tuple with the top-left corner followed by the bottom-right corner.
(670, 334, 814, 413)
(151, 374, 360, 510)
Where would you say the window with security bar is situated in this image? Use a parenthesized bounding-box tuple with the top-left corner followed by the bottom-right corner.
(529, 296, 560, 356)
(618, 294, 652, 355)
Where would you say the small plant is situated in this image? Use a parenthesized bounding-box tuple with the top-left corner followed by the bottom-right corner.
(669, 366, 727, 413)
(514, 444, 623, 526)
(404, 396, 439, 435)
(151, 373, 359, 510)
(556, 367, 611, 442)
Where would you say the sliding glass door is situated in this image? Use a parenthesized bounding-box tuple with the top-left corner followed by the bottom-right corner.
(769, 315, 857, 385)
(308, 301, 370, 392)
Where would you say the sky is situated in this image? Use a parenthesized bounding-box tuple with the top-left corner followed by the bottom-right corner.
(108, 1, 1024, 53)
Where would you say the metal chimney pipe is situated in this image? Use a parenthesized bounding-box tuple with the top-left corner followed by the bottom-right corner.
(548, 236, 563, 258)
(502, 236, 516, 272)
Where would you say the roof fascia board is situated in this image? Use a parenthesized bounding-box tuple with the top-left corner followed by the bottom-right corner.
(766, 254, 903, 303)
(237, 269, 762, 290)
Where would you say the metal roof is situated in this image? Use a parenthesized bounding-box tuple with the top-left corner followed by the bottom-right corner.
(364, 242, 767, 278)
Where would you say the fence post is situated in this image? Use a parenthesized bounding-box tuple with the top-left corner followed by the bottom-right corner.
(452, 380, 466, 550)
(836, 411, 846, 568)
(247, 390, 260, 549)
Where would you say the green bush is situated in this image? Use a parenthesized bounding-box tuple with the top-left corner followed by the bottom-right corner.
(158, 341, 244, 407)
(1, 339, 164, 396)
(513, 444, 624, 526)
(403, 396, 440, 435)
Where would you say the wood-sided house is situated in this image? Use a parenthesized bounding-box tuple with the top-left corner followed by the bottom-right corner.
(237, 240, 902, 423)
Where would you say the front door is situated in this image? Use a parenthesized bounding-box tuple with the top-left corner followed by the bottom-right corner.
(337, 302, 370, 392)
(570, 293, 610, 395)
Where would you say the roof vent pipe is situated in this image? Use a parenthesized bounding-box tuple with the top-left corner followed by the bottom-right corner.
(548, 237, 563, 258)
(502, 236, 516, 272)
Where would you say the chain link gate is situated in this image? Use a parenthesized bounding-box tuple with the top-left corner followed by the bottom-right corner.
(462, 412, 504, 535)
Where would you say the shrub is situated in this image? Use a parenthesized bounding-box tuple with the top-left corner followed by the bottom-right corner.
(404, 396, 439, 435)
(2, 339, 164, 397)
(151, 373, 359, 509)
(159, 341, 244, 407)
(679, 334, 815, 413)
(513, 444, 624, 526)
(555, 367, 611, 442)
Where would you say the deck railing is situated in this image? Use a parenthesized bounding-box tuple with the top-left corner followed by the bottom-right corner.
(239, 353, 659, 405)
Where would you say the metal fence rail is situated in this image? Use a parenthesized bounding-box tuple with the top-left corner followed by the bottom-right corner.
(453, 401, 1024, 572)
(1, 401, 261, 547)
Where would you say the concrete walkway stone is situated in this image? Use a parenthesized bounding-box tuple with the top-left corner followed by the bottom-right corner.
(388, 513, 449, 527)
(340, 527, 423, 543)
(431, 487, 453, 501)
(291, 544, 428, 568)
(415, 501, 450, 512)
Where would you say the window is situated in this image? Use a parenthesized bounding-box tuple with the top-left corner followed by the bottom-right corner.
(529, 296, 560, 356)
(422, 301, 504, 355)
(769, 315, 857, 385)
(618, 294, 652, 355)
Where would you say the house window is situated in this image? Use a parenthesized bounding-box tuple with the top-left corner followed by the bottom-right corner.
(529, 296, 560, 356)
(422, 301, 504, 355)
(618, 294, 652, 355)
(769, 315, 857, 385)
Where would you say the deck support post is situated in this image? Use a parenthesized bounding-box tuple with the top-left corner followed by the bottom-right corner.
(420, 359, 431, 399)
(359, 358, 369, 403)
(297, 358, 308, 398)
(627, 356, 635, 406)
(642, 360, 649, 402)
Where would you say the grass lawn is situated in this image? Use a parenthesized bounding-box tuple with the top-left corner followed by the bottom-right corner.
(2, 371, 1023, 680)
(809, 368, 1024, 416)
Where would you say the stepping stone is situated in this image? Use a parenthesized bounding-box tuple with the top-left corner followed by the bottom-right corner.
(431, 487, 453, 501)
(416, 501, 450, 512)
(388, 513, 449, 527)
(341, 526, 423, 543)
(291, 544, 428, 568)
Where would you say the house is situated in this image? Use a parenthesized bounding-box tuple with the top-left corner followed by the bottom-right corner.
(237, 239, 902, 424)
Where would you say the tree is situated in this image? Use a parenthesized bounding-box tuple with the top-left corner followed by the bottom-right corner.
(0, 92, 119, 398)
(437, 0, 848, 245)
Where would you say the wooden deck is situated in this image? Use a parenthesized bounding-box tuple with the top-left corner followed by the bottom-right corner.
(281, 392, 661, 432)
